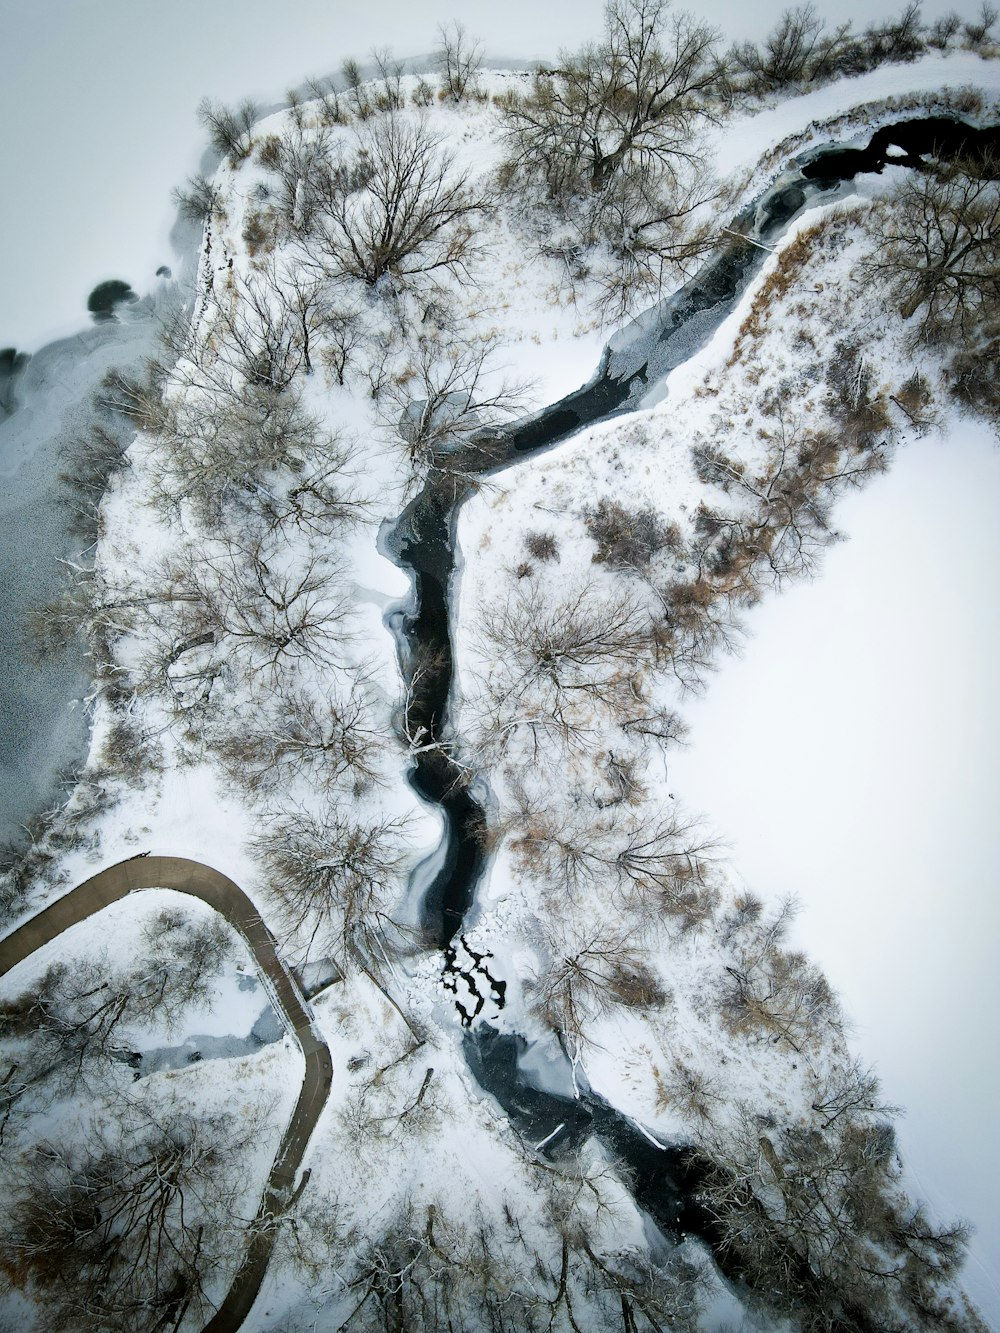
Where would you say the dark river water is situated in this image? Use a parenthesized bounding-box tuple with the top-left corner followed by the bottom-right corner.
(381, 113, 999, 1311)
(2, 108, 993, 1325)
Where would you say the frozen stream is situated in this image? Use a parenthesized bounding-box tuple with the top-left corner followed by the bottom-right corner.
(383, 114, 1000, 1321)
(1, 101, 996, 1324)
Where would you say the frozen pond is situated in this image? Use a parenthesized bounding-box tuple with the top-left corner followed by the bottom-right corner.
(668, 421, 1000, 1321)
(0, 296, 172, 851)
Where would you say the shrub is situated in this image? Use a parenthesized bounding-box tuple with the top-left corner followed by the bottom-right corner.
(584, 498, 679, 570)
(196, 97, 258, 165)
(525, 530, 558, 561)
(241, 208, 276, 257)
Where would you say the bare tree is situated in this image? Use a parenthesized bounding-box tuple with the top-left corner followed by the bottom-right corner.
(588, 168, 719, 321)
(862, 160, 1000, 342)
(268, 264, 334, 376)
(145, 383, 339, 524)
(964, 1, 998, 46)
(690, 391, 890, 589)
(155, 536, 351, 686)
(718, 898, 840, 1051)
(98, 360, 172, 435)
(304, 75, 343, 126)
(197, 96, 258, 165)
(509, 803, 718, 928)
(870, 2, 926, 62)
(252, 803, 410, 964)
(206, 265, 305, 390)
(501, 0, 719, 200)
(257, 123, 334, 236)
(654, 1058, 721, 1123)
(947, 330, 1000, 424)
(381, 332, 529, 470)
(470, 580, 654, 759)
(525, 918, 669, 1049)
(0, 918, 231, 1119)
(698, 1099, 978, 1332)
(317, 301, 365, 385)
(58, 421, 131, 538)
(810, 1057, 898, 1129)
(341, 56, 374, 119)
(171, 172, 222, 223)
(257, 439, 364, 540)
(436, 21, 484, 101)
(308, 115, 488, 288)
(371, 46, 405, 111)
(212, 673, 386, 796)
(5, 1109, 249, 1332)
(584, 496, 681, 571)
(728, 4, 849, 91)
(928, 10, 962, 48)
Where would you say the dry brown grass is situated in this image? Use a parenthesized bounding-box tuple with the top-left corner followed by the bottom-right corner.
(727, 207, 867, 369)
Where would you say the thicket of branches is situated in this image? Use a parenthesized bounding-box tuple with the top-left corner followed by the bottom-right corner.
(469, 579, 656, 761)
(298, 114, 489, 290)
(210, 670, 386, 798)
(499, 0, 722, 316)
(252, 803, 411, 967)
(863, 157, 1000, 345)
(724, 2, 931, 96)
(378, 330, 530, 471)
(4, 1108, 249, 1332)
(502, 0, 718, 198)
(698, 1094, 982, 1332)
(436, 21, 483, 101)
(0, 912, 232, 1130)
(286, 1145, 708, 1332)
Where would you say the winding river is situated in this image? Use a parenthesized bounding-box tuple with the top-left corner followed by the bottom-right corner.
(382, 112, 1000, 1307)
(2, 112, 997, 1330)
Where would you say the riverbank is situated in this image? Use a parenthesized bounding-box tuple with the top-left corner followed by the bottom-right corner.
(3, 48, 1000, 1331)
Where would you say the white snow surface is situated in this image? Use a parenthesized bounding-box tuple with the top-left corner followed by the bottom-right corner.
(668, 425, 1000, 1321)
(451, 158, 1000, 1322)
(2, 42, 1000, 1333)
(1, 4, 993, 351)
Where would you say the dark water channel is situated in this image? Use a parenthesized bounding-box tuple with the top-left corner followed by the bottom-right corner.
(382, 114, 999, 1295)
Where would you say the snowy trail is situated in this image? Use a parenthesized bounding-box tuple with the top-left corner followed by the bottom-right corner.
(0, 855, 333, 1333)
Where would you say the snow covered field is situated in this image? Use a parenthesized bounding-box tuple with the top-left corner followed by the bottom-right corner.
(0, 0, 982, 351)
(1, 14, 999, 1330)
(669, 423, 1000, 1319)
(448, 57, 1000, 1317)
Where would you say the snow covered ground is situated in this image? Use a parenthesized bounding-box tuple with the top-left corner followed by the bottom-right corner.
(669, 424, 1000, 1320)
(0, 0, 982, 352)
(447, 57, 1000, 1316)
(2, 24, 999, 1330)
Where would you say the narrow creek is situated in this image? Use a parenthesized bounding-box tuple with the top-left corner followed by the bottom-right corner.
(381, 113, 1000, 1282)
(3, 107, 996, 1330)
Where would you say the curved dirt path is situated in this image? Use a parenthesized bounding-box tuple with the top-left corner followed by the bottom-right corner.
(0, 854, 334, 1333)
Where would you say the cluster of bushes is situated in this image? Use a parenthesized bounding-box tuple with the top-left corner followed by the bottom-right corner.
(192, 23, 486, 179)
(698, 1082, 980, 1331)
(0, 775, 116, 919)
(725, 1, 997, 100)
